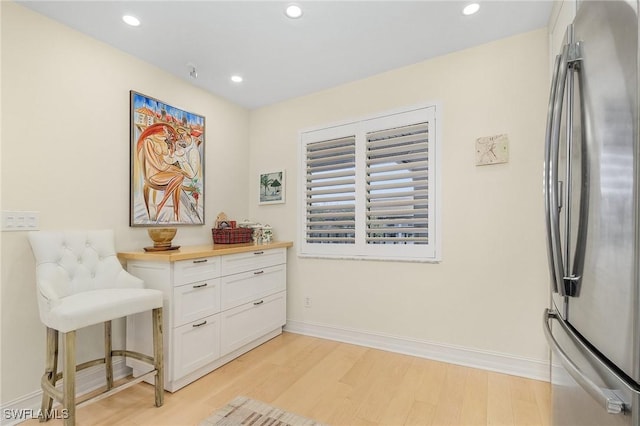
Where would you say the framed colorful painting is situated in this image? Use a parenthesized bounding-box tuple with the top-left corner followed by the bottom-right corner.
(259, 170, 285, 205)
(130, 91, 205, 226)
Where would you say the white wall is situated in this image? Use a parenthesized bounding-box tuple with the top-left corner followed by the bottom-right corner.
(0, 2, 250, 404)
(249, 28, 551, 375)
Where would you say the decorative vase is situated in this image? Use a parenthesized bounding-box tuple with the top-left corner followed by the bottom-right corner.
(262, 225, 273, 243)
(147, 227, 177, 249)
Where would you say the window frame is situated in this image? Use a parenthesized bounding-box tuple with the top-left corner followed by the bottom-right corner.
(298, 103, 441, 262)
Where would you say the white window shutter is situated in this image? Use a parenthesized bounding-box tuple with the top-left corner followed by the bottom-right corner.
(304, 135, 356, 245)
(365, 122, 429, 245)
(299, 104, 439, 262)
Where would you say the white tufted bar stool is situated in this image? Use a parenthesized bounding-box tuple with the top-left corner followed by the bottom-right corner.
(28, 230, 164, 426)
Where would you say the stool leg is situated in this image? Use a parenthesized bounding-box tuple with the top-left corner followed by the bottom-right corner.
(63, 331, 76, 426)
(104, 321, 113, 390)
(152, 307, 164, 407)
(40, 327, 59, 422)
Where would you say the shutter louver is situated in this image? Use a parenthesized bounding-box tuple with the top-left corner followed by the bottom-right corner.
(305, 135, 356, 244)
(366, 122, 429, 245)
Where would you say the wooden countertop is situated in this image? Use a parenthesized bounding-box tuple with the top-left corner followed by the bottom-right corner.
(118, 241, 293, 262)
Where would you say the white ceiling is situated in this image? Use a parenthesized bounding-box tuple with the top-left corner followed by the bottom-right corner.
(17, 1, 553, 109)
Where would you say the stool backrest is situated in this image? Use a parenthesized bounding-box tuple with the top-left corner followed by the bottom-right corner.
(28, 230, 125, 302)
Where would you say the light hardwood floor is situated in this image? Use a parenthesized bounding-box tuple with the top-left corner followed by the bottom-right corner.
(21, 332, 551, 426)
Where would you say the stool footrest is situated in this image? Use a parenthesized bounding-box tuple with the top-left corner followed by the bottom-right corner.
(112, 349, 154, 365)
(50, 351, 155, 383)
(75, 370, 159, 408)
(41, 374, 63, 403)
(42, 350, 160, 405)
(41, 367, 160, 412)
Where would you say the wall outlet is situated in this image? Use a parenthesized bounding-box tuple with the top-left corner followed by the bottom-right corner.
(2, 211, 40, 231)
(304, 297, 312, 308)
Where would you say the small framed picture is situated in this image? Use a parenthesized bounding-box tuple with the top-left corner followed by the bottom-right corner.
(259, 170, 285, 205)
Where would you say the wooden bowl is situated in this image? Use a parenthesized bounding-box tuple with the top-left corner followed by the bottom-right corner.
(148, 227, 177, 249)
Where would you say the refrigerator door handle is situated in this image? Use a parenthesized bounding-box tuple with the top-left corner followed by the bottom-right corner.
(545, 44, 570, 296)
(544, 53, 562, 294)
(543, 309, 632, 415)
(563, 41, 587, 298)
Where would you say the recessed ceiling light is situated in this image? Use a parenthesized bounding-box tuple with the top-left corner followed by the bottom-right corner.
(285, 4, 303, 19)
(231, 75, 243, 83)
(122, 15, 140, 26)
(462, 3, 480, 16)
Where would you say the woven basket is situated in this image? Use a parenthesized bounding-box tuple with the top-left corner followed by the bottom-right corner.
(212, 227, 252, 244)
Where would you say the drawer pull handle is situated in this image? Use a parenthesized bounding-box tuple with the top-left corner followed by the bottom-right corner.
(193, 259, 208, 264)
(193, 283, 208, 288)
(192, 321, 207, 327)
(254, 270, 264, 275)
(253, 251, 264, 255)
(254, 300, 264, 306)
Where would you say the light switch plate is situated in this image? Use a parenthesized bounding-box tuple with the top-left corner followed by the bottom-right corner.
(1, 211, 40, 231)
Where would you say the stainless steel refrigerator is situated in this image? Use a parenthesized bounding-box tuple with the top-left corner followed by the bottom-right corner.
(543, 1, 640, 425)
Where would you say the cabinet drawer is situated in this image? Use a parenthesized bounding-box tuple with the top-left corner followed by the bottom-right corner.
(173, 279, 221, 327)
(173, 256, 221, 286)
(220, 264, 285, 310)
(220, 248, 286, 276)
(220, 291, 286, 356)
(172, 313, 221, 380)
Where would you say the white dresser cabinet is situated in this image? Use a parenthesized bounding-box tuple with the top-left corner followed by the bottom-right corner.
(119, 242, 291, 392)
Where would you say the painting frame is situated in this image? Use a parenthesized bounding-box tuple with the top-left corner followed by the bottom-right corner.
(129, 90, 205, 227)
(259, 170, 286, 205)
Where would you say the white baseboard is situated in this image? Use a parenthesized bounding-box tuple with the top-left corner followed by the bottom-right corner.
(284, 319, 550, 382)
(0, 359, 131, 426)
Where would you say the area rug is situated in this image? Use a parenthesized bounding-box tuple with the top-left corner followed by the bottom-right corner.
(200, 396, 326, 426)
